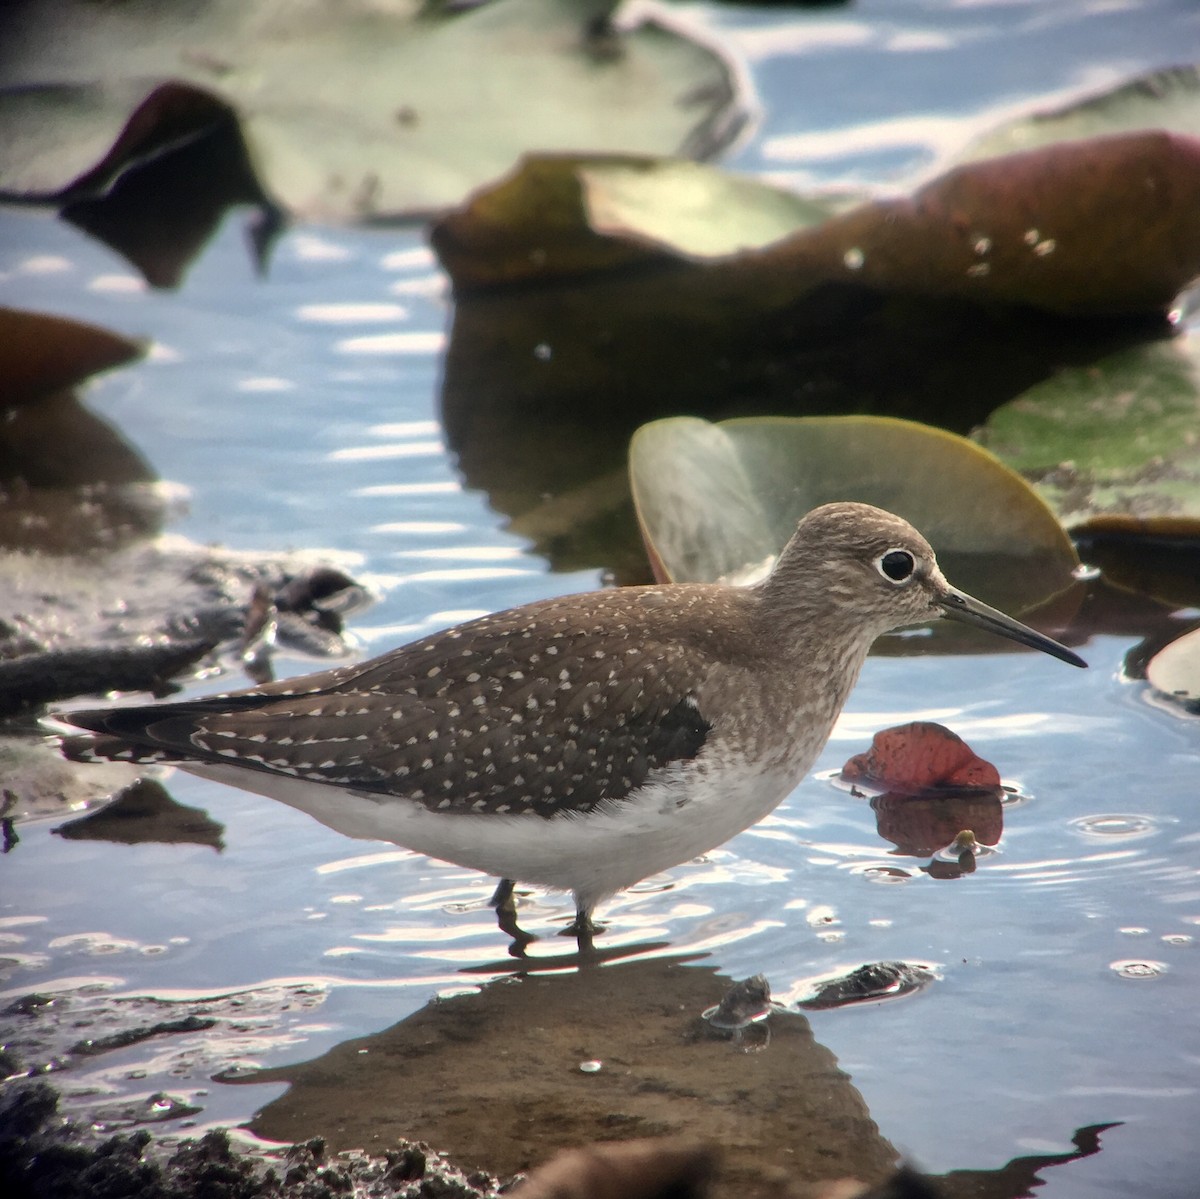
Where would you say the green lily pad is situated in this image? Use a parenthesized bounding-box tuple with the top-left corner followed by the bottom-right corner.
(0, 0, 748, 222)
(975, 330, 1200, 530)
(436, 128, 1200, 316)
(1146, 624, 1200, 713)
(580, 157, 847, 259)
(628, 415, 1081, 623)
(961, 66, 1200, 164)
(432, 153, 846, 290)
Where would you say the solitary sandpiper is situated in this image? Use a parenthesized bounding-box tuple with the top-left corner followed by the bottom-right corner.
(56, 503, 1085, 942)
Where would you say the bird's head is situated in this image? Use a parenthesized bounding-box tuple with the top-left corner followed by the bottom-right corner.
(759, 502, 1085, 667)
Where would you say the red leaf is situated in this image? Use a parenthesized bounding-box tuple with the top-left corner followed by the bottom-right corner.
(841, 721, 1001, 794)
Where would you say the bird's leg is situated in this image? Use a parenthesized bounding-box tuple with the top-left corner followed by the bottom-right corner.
(488, 879, 536, 956)
(489, 877, 517, 912)
(494, 901, 537, 959)
(562, 906, 601, 952)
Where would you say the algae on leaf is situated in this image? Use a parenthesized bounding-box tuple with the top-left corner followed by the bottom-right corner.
(977, 332, 1200, 530)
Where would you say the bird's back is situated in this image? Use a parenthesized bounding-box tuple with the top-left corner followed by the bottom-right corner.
(60, 583, 768, 820)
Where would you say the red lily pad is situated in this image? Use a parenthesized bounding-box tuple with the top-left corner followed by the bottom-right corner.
(841, 722, 1002, 795)
(0, 306, 146, 408)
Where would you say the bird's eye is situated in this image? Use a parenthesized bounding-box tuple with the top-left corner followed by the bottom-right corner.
(876, 549, 916, 583)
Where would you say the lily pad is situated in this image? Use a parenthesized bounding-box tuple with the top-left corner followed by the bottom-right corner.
(435, 129, 1200, 316)
(433, 153, 845, 290)
(628, 415, 1081, 623)
(841, 722, 1001, 795)
(961, 66, 1200, 164)
(0, 306, 145, 407)
(0, 0, 749, 223)
(1145, 625, 1200, 715)
(975, 329, 1200, 531)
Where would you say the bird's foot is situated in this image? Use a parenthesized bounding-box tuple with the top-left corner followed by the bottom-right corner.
(560, 911, 602, 952)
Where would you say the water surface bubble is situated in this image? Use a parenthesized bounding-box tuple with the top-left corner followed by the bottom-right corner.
(806, 905, 838, 928)
(1110, 959, 1168, 979)
(852, 864, 912, 884)
(1070, 814, 1159, 839)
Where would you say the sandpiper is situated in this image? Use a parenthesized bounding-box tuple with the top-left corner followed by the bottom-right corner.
(56, 503, 1085, 942)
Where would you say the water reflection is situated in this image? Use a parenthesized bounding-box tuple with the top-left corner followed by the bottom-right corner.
(232, 956, 898, 1183)
(871, 790, 1004, 857)
(53, 779, 225, 851)
(228, 954, 1116, 1197)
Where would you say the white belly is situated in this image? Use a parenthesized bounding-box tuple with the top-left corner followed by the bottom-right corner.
(185, 755, 799, 914)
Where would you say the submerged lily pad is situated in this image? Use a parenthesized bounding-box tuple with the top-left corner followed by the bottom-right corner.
(629, 415, 1080, 622)
(976, 329, 1200, 531)
(0, 0, 748, 224)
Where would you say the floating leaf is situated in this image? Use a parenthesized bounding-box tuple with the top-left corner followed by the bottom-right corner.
(1146, 625, 1200, 715)
(0, 0, 748, 224)
(629, 415, 1081, 622)
(754, 131, 1200, 317)
(0, 306, 145, 407)
(436, 131, 1200, 316)
(976, 330, 1200, 531)
(0, 307, 158, 551)
(961, 66, 1200, 164)
(433, 153, 845, 290)
(841, 722, 1001, 794)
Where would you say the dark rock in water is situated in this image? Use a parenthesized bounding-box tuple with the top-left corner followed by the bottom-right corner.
(0, 1078, 505, 1199)
(701, 973, 772, 1031)
(795, 961, 936, 1011)
(0, 638, 213, 716)
(0, 544, 373, 711)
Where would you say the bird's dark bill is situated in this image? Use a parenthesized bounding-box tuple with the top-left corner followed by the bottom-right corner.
(937, 588, 1086, 668)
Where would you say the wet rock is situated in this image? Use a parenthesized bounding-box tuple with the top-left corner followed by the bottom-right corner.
(0, 1079, 506, 1199)
(0, 543, 372, 712)
(509, 1138, 717, 1199)
(701, 974, 772, 1031)
(0, 638, 213, 716)
(794, 962, 937, 1011)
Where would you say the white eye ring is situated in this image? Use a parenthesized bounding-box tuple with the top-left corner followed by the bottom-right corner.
(875, 548, 916, 584)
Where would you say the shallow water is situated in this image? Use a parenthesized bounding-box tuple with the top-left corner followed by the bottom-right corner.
(3, 1, 1200, 1194)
